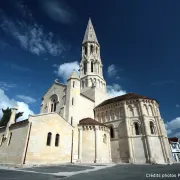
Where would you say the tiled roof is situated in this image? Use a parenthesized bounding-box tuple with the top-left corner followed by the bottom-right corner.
(79, 118, 108, 127)
(0, 119, 29, 132)
(10, 119, 29, 129)
(168, 137, 179, 142)
(95, 93, 157, 108)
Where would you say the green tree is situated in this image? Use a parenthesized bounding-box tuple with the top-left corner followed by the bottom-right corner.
(0, 107, 24, 127)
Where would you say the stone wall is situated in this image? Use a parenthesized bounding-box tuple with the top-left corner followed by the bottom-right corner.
(25, 113, 73, 164)
(0, 121, 30, 165)
(80, 125, 111, 163)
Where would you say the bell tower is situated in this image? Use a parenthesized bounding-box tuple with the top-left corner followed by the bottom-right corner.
(80, 18, 109, 104)
(80, 18, 106, 90)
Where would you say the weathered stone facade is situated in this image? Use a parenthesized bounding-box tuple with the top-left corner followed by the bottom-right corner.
(0, 18, 173, 166)
(94, 96, 173, 164)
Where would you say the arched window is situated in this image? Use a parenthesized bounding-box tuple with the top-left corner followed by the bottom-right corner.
(99, 114, 102, 123)
(91, 61, 93, 72)
(97, 113, 99, 122)
(55, 134, 60, 147)
(134, 122, 140, 135)
(134, 105, 139, 116)
(8, 132, 12, 146)
(90, 45, 93, 53)
(144, 104, 149, 116)
(110, 126, 114, 138)
(128, 105, 134, 116)
(46, 132, 52, 146)
(96, 47, 98, 54)
(115, 108, 119, 120)
(101, 112, 104, 123)
(84, 46, 87, 55)
(83, 61, 87, 75)
(111, 111, 114, 121)
(103, 134, 107, 144)
(53, 99, 56, 111)
(149, 105, 154, 116)
(120, 107, 124, 118)
(105, 111, 108, 122)
(50, 96, 58, 112)
(150, 121, 155, 134)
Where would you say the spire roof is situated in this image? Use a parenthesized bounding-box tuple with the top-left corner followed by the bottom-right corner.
(67, 69, 79, 80)
(82, 18, 99, 44)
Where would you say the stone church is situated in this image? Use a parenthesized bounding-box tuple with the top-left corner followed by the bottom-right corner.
(0, 19, 174, 165)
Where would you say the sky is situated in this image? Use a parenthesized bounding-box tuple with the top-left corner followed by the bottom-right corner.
(0, 0, 179, 137)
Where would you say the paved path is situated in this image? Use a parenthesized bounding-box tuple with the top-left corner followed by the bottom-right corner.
(0, 164, 180, 180)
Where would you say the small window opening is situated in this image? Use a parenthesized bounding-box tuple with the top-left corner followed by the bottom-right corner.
(46, 132, 52, 146)
(55, 134, 59, 147)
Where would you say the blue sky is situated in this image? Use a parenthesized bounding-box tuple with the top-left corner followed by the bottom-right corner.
(0, 0, 179, 137)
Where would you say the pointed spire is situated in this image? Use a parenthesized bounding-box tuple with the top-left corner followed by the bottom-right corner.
(67, 69, 79, 81)
(82, 18, 99, 44)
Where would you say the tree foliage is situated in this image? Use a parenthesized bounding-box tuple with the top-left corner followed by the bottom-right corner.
(0, 107, 24, 127)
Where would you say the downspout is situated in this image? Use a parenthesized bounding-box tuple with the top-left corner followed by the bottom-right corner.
(71, 129, 74, 163)
(22, 122, 32, 164)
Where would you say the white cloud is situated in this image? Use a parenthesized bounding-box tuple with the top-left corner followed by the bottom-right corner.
(0, 82, 16, 91)
(165, 117, 180, 130)
(165, 117, 180, 137)
(107, 64, 118, 77)
(0, 6, 66, 56)
(16, 95, 36, 104)
(16, 102, 34, 121)
(0, 88, 34, 121)
(176, 104, 180, 108)
(166, 129, 172, 135)
(107, 64, 123, 78)
(173, 132, 180, 138)
(107, 84, 126, 98)
(54, 61, 79, 82)
(41, 0, 76, 24)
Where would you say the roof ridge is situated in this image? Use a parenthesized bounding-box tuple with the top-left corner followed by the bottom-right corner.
(95, 93, 157, 108)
